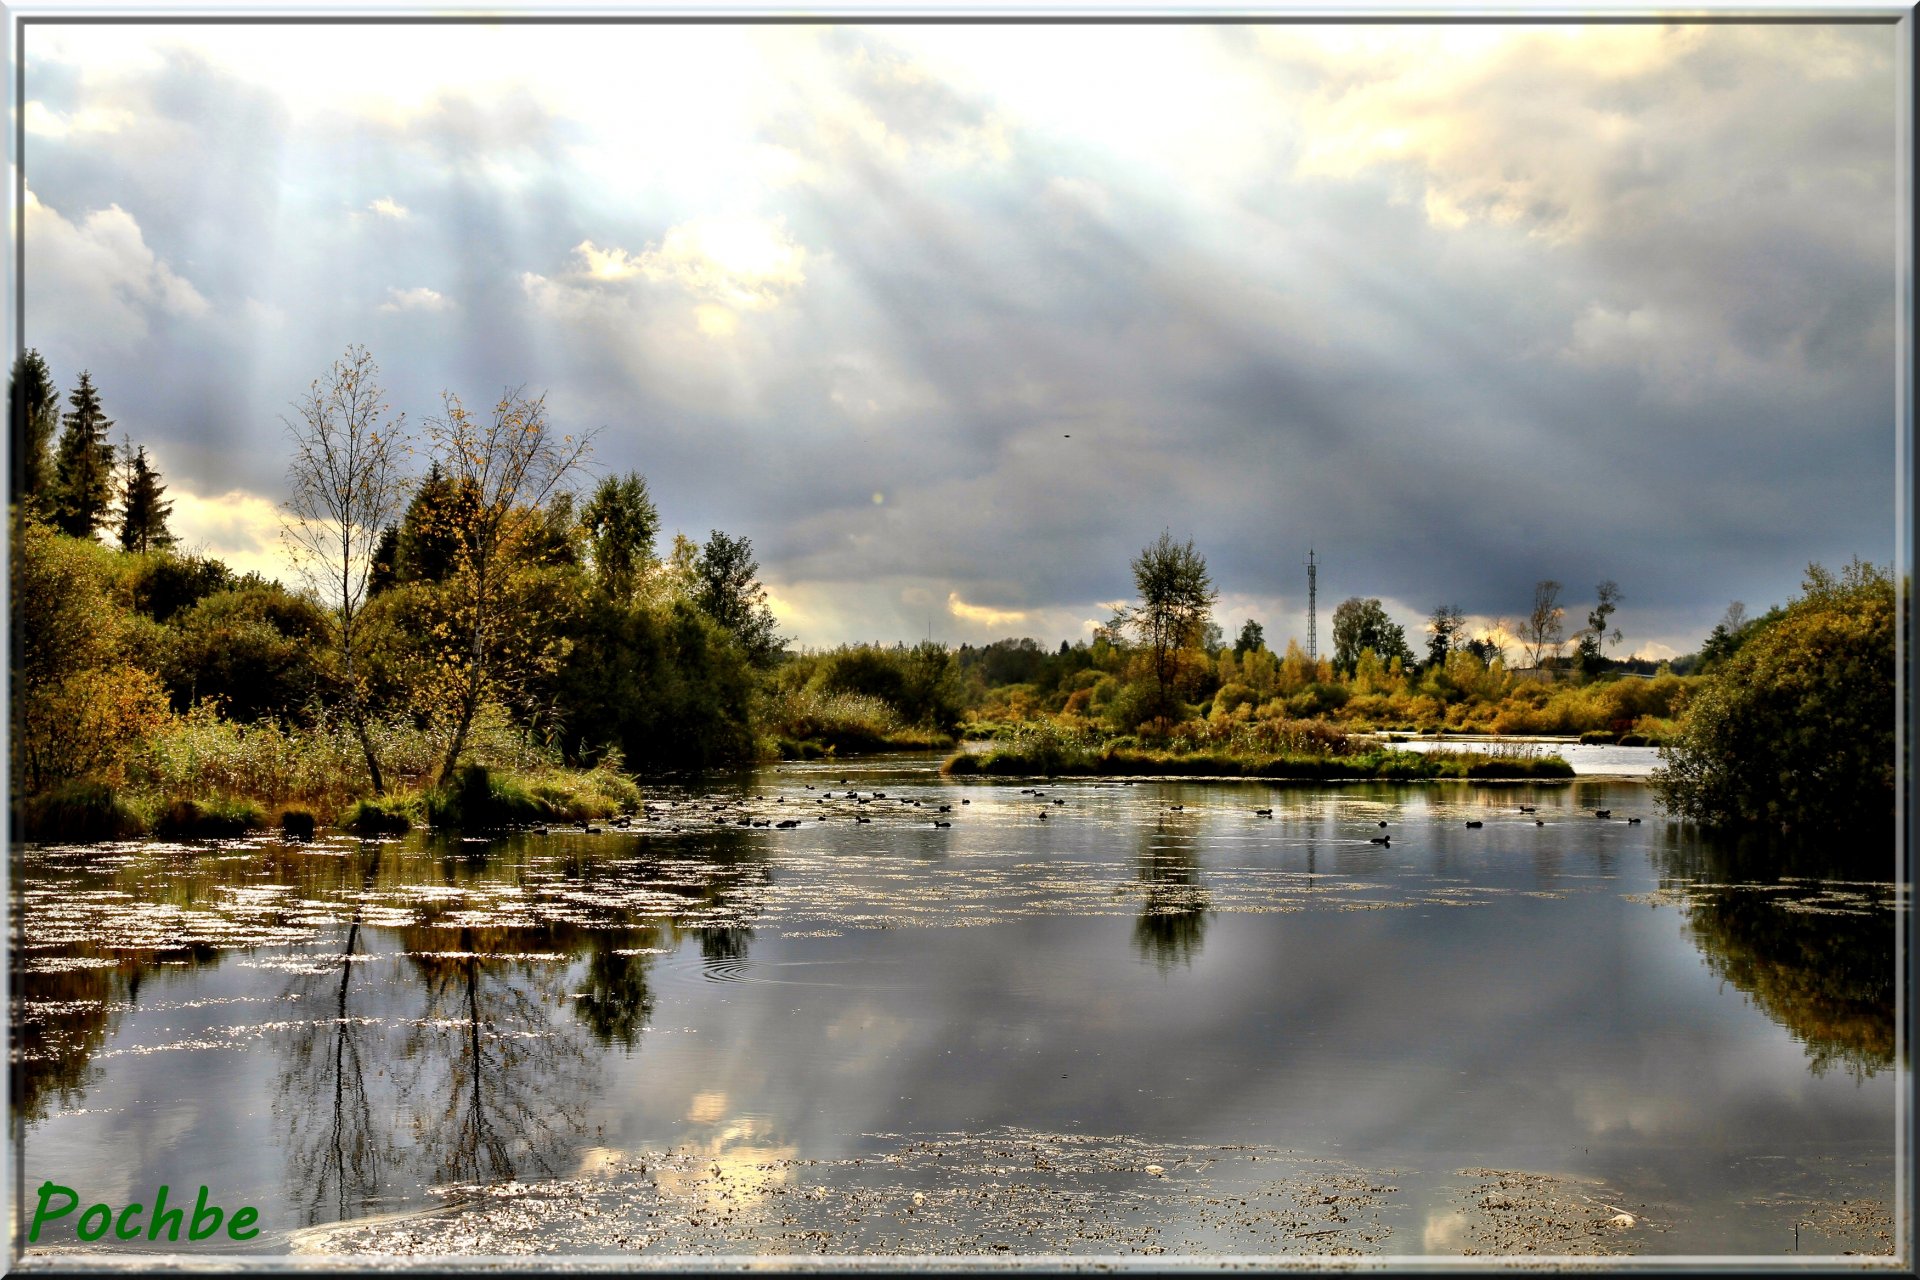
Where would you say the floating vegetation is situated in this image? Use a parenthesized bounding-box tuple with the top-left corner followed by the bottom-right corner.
(299, 1128, 1406, 1258)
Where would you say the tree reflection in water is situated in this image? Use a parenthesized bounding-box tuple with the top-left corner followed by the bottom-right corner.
(1133, 820, 1209, 971)
(1654, 828, 1899, 1080)
(274, 845, 399, 1225)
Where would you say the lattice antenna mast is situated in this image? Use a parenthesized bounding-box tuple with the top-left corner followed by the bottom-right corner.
(1306, 548, 1318, 666)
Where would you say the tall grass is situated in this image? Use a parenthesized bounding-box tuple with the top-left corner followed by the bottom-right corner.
(761, 686, 952, 756)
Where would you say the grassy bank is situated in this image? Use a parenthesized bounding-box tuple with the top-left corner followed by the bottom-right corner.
(761, 687, 955, 759)
(942, 741, 1573, 781)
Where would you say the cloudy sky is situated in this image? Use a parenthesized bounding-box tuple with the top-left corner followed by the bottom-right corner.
(19, 18, 1903, 658)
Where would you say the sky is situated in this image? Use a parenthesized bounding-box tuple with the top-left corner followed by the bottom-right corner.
(16, 17, 1905, 660)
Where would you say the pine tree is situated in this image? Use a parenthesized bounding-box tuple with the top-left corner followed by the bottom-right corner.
(50, 371, 117, 540)
(9, 349, 61, 511)
(116, 438, 177, 554)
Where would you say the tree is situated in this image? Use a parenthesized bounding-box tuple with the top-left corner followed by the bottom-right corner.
(50, 371, 117, 540)
(10, 349, 60, 511)
(1331, 596, 1411, 675)
(1233, 619, 1265, 657)
(1124, 530, 1217, 727)
(1653, 560, 1893, 835)
(419, 385, 593, 780)
(283, 346, 412, 793)
(116, 439, 176, 554)
(1574, 580, 1623, 674)
(1519, 579, 1565, 669)
(1425, 603, 1464, 670)
(581, 473, 659, 602)
(1694, 600, 1752, 673)
(693, 530, 784, 666)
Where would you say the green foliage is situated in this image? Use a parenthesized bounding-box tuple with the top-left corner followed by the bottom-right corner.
(10, 516, 171, 794)
(1654, 559, 1894, 834)
(693, 529, 784, 666)
(12, 781, 148, 843)
(425, 760, 638, 828)
(343, 794, 418, 834)
(50, 371, 118, 540)
(549, 595, 759, 772)
(115, 441, 176, 554)
(1332, 596, 1412, 675)
(119, 550, 235, 623)
(1126, 530, 1217, 724)
(154, 796, 269, 838)
(161, 582, 332, 721)
(1233, 619, 1265, 657)
(10, 347, 61, 510)
(581, 472, 659, 601)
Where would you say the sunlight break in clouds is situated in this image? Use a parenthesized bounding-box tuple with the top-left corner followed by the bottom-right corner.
(947, 593, 1027, 630)
(573, 215, 809, 311)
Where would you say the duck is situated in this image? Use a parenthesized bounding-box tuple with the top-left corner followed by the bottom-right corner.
(1595, 809, 1612, 819)
(1254, 808, 1273, 817)
(1465, 820, 1484, 829)
(1368, 835, 1390, 845)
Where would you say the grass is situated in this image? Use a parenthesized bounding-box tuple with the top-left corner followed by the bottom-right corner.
(942, 740, 1572, 780)
(425, 760, 642, 830)
(763, 687, 955, 758)
(11, 781, 148, 843)
(153, 796, 269, 837)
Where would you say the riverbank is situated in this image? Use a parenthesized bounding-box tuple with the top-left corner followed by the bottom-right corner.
(942, 743, 1573, 780)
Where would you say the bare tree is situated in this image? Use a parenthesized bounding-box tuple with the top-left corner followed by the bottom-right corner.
(419, 387, 594, 780)
(1520, 579, 1566, 669)
(283, 346, 410, 792)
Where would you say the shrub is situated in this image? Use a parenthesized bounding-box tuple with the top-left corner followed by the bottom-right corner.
(12, 781, 148, 843)
(154, 796, 268, 838)
(1654, 560, 1894, 834)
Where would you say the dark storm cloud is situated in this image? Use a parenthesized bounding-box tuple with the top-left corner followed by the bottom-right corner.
(19, 22, 1899, 653)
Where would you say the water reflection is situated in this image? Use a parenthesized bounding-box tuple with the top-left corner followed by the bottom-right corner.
(1133, 821, 1210, 971)
(1653, 828, 1900, 1079)
(274, 845, 397, 1225)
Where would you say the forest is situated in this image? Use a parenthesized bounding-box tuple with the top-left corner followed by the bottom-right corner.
(9, 346, 1896, 841)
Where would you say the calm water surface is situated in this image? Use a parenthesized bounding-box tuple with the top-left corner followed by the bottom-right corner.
(10, 757, 1906, 1263)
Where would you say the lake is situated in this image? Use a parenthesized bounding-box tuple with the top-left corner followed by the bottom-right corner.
(9, 755, 1906, 1264)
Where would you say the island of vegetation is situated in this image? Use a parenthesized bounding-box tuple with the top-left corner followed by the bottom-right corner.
(9, 346, 1897, 845)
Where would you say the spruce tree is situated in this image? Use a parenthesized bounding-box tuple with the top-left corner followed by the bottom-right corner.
(117, 439, 177, 554)
(9, 349, 60, 511)
(50, 371, 117, 540)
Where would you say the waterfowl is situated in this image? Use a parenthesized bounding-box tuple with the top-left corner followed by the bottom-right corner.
(1465, 820, 1484, 828)
(1626, 816, 1642, 824)
(1378, 820, 1388, 828)
(1254, 808, 1273, 817)
(1369, 835, 1390, 845)
(1595, 809, 1612, 818)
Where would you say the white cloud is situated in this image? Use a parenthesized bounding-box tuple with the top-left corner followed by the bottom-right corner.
(947, 592, 1027, 630)
(368, 196, 410, 219)
(24, 99, 135, 138)
(167, 483, 294, 582)
(378, 286, 450, 314)
(571, 215, 809, 312)
(24, 188, 209, 349)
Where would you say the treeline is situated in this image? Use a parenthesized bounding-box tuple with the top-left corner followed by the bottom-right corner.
(11, 347, 798, 836)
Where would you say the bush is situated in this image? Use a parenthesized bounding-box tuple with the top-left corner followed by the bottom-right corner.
(1654, 560, 1894, 834)
(344, 795, 417, 834)
(154, 797, 267, 838)
(12, 781, 149, 843)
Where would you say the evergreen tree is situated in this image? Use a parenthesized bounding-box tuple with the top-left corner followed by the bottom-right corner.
(116, 438, 177, 553)
(50, 371, 117, 540)
(693, 529, 785, 666)
(9, 348, 60, 510)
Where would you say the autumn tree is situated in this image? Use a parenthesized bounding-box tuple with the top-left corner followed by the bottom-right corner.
(1233, 619, 1265, 657)
(418, 385, 593, 780)
(1124, 530, 1217, 727)
(1520, 579, 1565, 669)
(10, 348, 60, 511)
(282, 346, 412, 792)
(116, 439, 177, 554)
(50, 371, 117, 540)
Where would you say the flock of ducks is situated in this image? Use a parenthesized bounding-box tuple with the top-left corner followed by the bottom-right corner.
(527, 783, 1645, 842)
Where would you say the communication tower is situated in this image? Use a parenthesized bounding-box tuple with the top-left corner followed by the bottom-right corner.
(1306, 548, 1318, 666)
